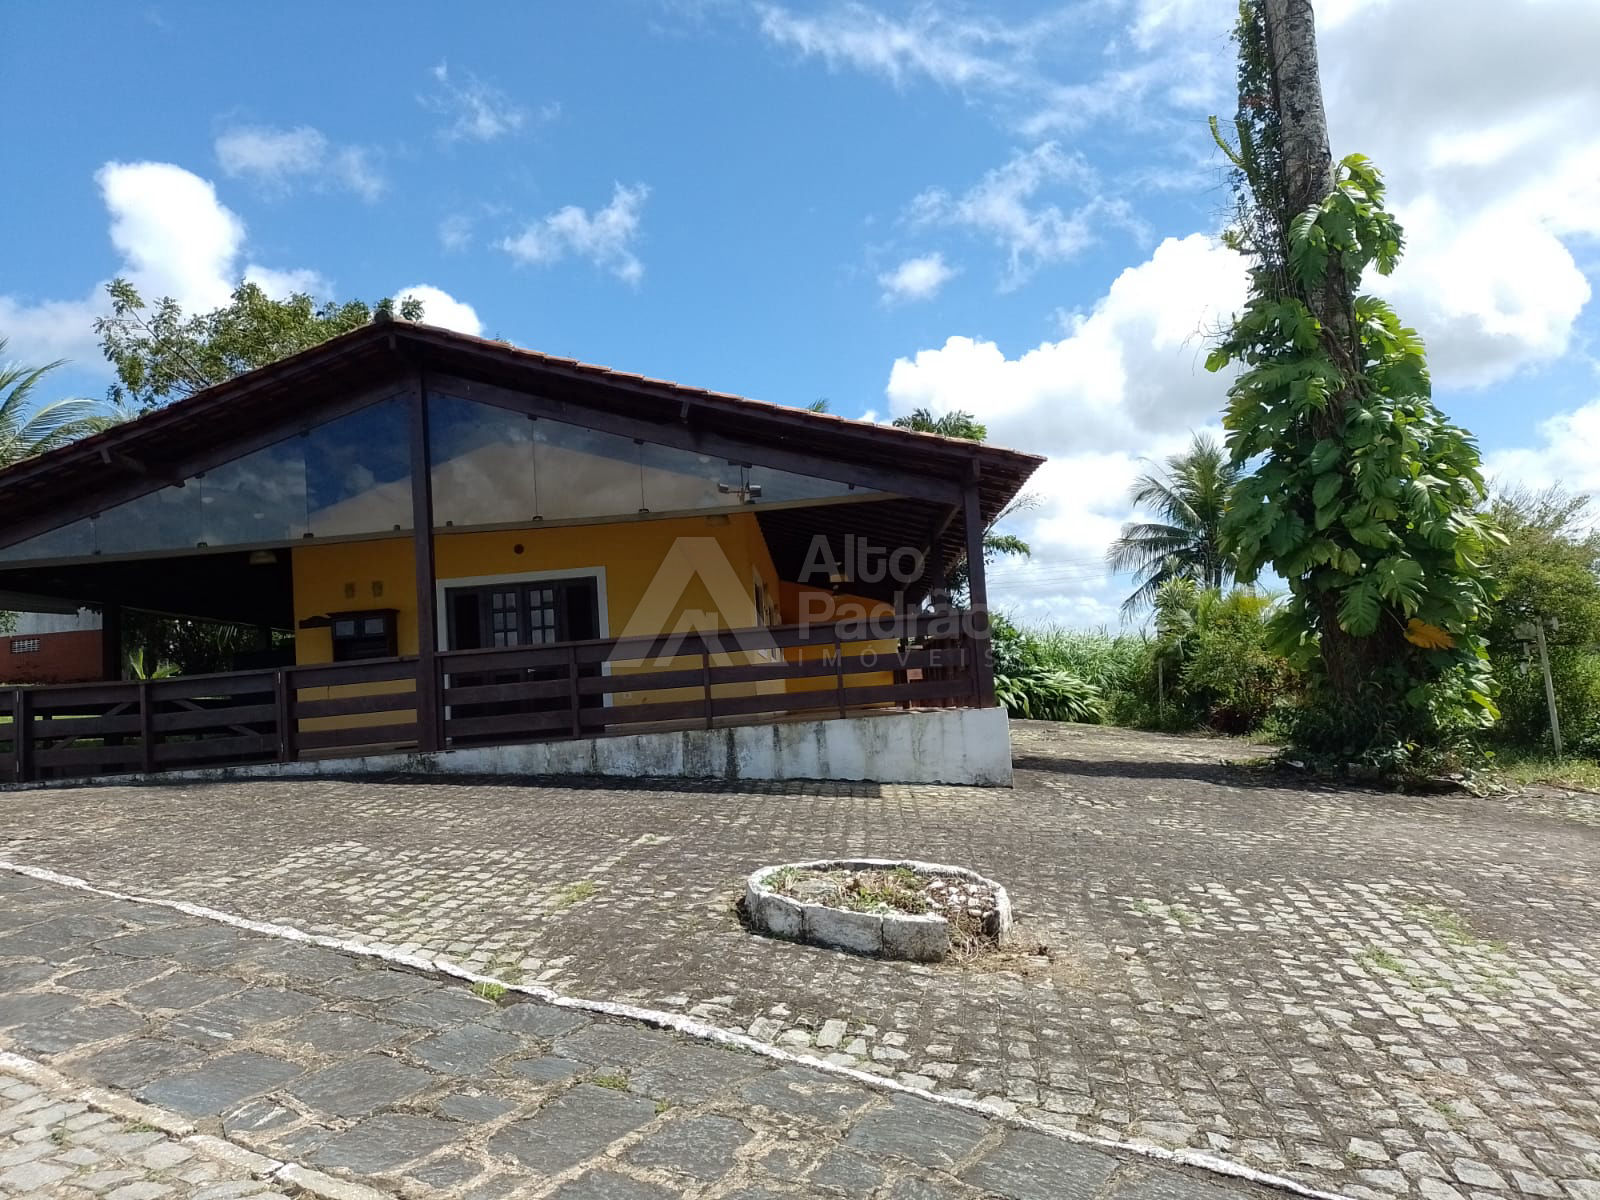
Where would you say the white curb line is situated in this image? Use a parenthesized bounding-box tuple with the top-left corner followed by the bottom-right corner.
(0, 1049, 388, 1200)
(0, 857, 1352, 1200)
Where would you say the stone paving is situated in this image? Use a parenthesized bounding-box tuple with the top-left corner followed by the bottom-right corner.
(1, 722, 1598, 1199)
(1, 1058, 293, 1200)
(0, 869, 1275, 1200)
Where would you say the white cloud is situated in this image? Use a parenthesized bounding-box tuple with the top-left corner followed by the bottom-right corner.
(878, 252, 956, 303)
(395, 284, 484, 336)
(499, 183, 651, 285)
(423, 62, 535, 143)
(756, 2, 1220, 140)
(243, 265, 331, 299)
(909, 143, 1137, 289)
(0, 162, 322, 370)
(1485, 399, 1600, 498)
(439, 213, 473, 253)
(0, 292, 104, 366)
(885, 234, 1248, 618)
(888, 235, 1245, 450)
(1126, 0, 1600, 389)
(216, 125, 324, 178)
(99, 162, 246, 314)
(1320, 3, 1600, 387)
(215, 125, 385, 201)
(756, 2, 1035, 93)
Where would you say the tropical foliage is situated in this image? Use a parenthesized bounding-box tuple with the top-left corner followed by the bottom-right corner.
(96, 279, 424, 410)
(1107, 433, 1240, 614)
(1481, 487, 1600, 756)
(991, 592, 1299, 736)
(1150, 581, 1301, 733)
(0, 337, 119, 470)
(890, 407, 1033, 595)
(990, 615, 1106, 723)
(1207, 1, 1500, 771)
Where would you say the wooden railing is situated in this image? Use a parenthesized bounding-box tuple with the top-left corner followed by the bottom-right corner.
(2, 613, 986, 783)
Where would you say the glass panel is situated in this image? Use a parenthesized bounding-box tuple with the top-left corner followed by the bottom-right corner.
(0, 517, 95, 563)
(198, 438, 308, 546)
(638, 442, 742, 513)
(534, 420, 644, 521)
(306, 397, 412, 537)
(421, 389, 889, 529)
(94, 483, 202, 555)
(429, 392, 538, 527)
(745, 464, 865, 505)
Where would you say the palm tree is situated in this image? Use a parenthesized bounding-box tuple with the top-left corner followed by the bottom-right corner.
(891, 407, 1033, 595)
(0, 337, 118, 469)
(1107, 433, 1240, 615)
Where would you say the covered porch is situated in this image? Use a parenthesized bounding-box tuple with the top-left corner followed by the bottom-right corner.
(0, 321, 1040, 786)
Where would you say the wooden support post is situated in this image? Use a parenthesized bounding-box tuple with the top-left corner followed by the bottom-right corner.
(408, 373, 442, 753)
(834, 635, 847, 719)
(926, 504, 957, 612)
(138, 681, 155, 774)
(11, 688, 31, 783)
(963, 483, 996, 708)
(701, 648, 714, 730)
(569, 645, 583, 738)
(101, 604, 123, 681)
(274, 669, 297, 762)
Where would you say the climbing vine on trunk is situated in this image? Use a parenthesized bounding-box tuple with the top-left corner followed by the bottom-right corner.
(1208, 0, 1500, 769)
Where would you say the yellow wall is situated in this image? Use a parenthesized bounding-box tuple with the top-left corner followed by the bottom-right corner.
(289, 513, 902, 720)
(291, 513, 785, 710)
(777, 581, 898, 694)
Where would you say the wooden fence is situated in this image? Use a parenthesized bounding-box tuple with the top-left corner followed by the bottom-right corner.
(1, 613, 984, 783)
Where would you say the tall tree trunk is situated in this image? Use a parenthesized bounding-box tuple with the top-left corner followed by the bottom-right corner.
(1260, 0, 1396, 700)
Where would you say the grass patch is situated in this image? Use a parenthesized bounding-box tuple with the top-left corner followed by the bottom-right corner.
(1408, 904, 1509, 953)
(769, 866, 931, 915)
(837, 868, 931, 915)
(592, 1073, 629, 1091)
(1489, 749, 1600, 793)
(1357, 945, 1406, 974)
(1130, 898, 1200, 927)
(470, 980, 507, 1002)
(550, 881, 597, 911)
(654, 1098, 673, 1114)
(763, 866, 803, 893)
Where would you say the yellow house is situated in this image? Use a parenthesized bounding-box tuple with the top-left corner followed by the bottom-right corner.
(0, 321, 1041, 786)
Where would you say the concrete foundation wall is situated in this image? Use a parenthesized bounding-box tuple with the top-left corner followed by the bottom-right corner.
(41, 707, 1013, 789)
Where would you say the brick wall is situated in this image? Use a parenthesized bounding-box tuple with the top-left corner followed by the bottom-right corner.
(0, 630, 104, 685)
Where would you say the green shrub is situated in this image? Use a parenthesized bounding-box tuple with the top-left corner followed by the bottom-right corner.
(990, 615, 1107, 723)
(996, 592, 1300, 736)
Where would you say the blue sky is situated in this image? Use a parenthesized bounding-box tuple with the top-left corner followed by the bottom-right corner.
(3, 1, 1597, 624)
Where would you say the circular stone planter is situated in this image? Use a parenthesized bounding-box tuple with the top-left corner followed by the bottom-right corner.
(743, 858, 1013, 963)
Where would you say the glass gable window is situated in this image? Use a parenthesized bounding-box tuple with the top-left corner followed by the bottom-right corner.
(199, 439, 310, 547)
(533, 420, 646, 521)
(426, 391, 882, 531)
(94, 483, 202, 556)
(429, 392, 539, 526)
(305, 399, 412, 537)
(0, 396, 411, 566)
(0, 517, 95, 563)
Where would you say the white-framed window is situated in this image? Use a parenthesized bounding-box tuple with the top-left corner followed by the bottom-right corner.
(10, 638, 42, 654)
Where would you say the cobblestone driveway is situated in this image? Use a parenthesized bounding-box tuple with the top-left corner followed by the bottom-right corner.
(1, 871, 1269, 1200)
(3, 722, 1597, 1199)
